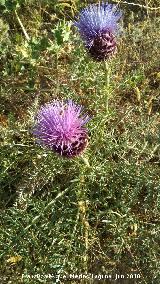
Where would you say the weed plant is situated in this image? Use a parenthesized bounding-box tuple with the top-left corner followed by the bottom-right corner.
(0, 1, 160, 283)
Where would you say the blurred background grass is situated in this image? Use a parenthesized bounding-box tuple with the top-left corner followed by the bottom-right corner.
(0, 0, 160, 283)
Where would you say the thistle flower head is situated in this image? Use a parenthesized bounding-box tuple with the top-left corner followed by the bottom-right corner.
(33, 100, 90, 158)
(74, 2, 122, 61)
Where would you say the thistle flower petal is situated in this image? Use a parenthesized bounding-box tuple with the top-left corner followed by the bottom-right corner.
(74, 1, 122, 61)
(33, 100, 90, 158)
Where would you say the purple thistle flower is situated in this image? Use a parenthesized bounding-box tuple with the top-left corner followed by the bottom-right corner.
(74, 2, 122, 61)
(33, 100, 90, 158)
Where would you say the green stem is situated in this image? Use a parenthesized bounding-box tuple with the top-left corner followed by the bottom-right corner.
(104, 61, 111, 113)
(81, 155, 90, 167)
(77, 181, 89, 273)
(76, 160, 90, 273)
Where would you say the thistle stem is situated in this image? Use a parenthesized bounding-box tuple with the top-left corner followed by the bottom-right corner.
(78, 199, 89, 271)
(81, 155, 90, 167)
(76, 163, 90, 273)
(104, 61, 111, 113)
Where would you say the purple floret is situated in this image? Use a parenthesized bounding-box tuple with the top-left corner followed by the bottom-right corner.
(33, 100, 90, 158)
(74, 1, 122, 60)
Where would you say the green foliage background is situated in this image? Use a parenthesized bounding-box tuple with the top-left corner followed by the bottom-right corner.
(0, 0, 160, 283)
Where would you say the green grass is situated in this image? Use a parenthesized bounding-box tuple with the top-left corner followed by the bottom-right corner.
(0, 1, 160, 283)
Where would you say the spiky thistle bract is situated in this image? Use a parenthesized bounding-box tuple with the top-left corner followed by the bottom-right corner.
(74, 1, 122, 61)
(33, 100, 90, 158)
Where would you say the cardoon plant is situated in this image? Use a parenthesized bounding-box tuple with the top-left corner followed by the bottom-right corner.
(74, 1, 122, 61)
(33, 100, 90, 158)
